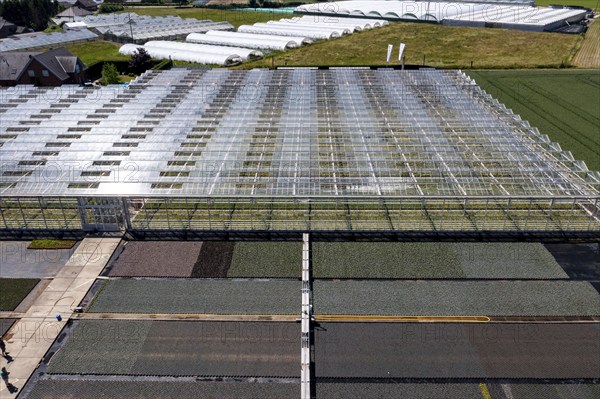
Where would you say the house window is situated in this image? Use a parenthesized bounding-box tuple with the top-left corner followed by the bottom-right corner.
(75, 64, 80, 73)
(27, 70, 35, 77)
(42, 69, 49, 77)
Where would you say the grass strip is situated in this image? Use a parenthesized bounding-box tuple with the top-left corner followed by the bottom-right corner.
(27, 240, 77, 250)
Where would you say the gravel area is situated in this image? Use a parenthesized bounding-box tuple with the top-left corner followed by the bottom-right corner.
(507, 384, 600, 399)
(88, 279, 300, 314)
(130, 321, 298, 376)
(48, 320, 152, 375)
(0, 241, 77, 278)
(191, 242, 234, 278)
(314, 280, 600, 316)
(316, 383, 600, 399)
(48, 320, 298, 377)
(23, 380, 299, 399)
(544, 243, 600, 279)
(228, 242, 302, 278)
(0, 318, 16, 337)
(315, 382, 482, 398)
(312, 242, 567, 279)
(108, 242, 202, 277)
(314, 323, 600, 378)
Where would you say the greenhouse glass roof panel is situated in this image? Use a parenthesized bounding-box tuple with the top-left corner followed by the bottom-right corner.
(0, 68, 599, 199)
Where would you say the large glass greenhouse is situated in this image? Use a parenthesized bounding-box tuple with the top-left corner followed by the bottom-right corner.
(0, 68, 598, 238)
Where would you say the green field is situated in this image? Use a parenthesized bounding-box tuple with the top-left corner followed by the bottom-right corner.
(65, 41, 129, 65)
(468, 70, 600, 171)
(123, 6, 277, 27)
(0, 278, 39, 311)
(536, 0, 599, 9)
(573, 20, 600, 68)
(240, 22, 581, 69)
(67, 11, 585, 71)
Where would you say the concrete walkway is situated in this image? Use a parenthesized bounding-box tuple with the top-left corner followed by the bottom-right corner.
(0, 237, 120, 397)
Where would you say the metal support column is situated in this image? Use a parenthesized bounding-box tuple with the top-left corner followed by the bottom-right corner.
(301, 232, 311, 399)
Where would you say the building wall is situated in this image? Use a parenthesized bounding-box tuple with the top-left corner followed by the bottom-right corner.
(17, 59, 64, 86)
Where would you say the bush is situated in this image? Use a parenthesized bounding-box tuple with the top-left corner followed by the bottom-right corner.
(99, 3, 124, 13)
(129, 47, 153, 74)
(101, 63, 120, 85)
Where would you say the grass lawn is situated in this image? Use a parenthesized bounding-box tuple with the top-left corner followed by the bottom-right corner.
(468, 70, 600, 171)
(0, 278, 40, 311)
(27, 240, 77, 250)
(535, 0, 599, 9)
(44, 24, 63, 33)
(65, 41, 129, 65)
(238, 21, 582, 69)
(123, 6, 277, 27)
(573, 20, 600, 68)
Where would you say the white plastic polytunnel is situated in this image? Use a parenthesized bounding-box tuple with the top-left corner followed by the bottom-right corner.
(342, 17, 389, 27)
(144, 41, 264, 61)
(263, 21, 346, 36)
(118, 44, 242, 66)
(205, 30, 312, 45)
(296, 1, 497, 22)
(187, 31, 308, 50)
(280, 16, 367, 31)
(324, 16, 388, 27)
(265, 21, 350, 35)
(292, 15, 388, 29)
(238, 24, 339, 41)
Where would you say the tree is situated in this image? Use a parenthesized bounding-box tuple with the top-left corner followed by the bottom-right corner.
(129, 48, 153, 74)
(101, 63, 120, 85)
(99, 3, 124, 13)
(0, 0, 56, 31)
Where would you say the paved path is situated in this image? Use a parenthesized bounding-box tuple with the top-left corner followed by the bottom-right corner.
(71, 313, 600, 323)
(0, 237, 120, 397)
(74, 313, 298, 322)
(0, 242, 78, 278)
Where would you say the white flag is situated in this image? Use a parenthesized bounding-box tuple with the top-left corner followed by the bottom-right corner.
(399, 43, 406, 61)
(386, 44, 393, 63)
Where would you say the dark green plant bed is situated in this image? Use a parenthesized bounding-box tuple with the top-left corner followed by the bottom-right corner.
(0, 278, 40, 311)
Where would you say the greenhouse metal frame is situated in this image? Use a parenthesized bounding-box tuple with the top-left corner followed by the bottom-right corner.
(0, 29, 98, 52)
(74, 13, 233, 44)
(0, 68, 599, 239)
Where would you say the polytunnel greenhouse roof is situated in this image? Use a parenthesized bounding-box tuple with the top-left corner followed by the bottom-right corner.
(0, 68, 599, 199)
